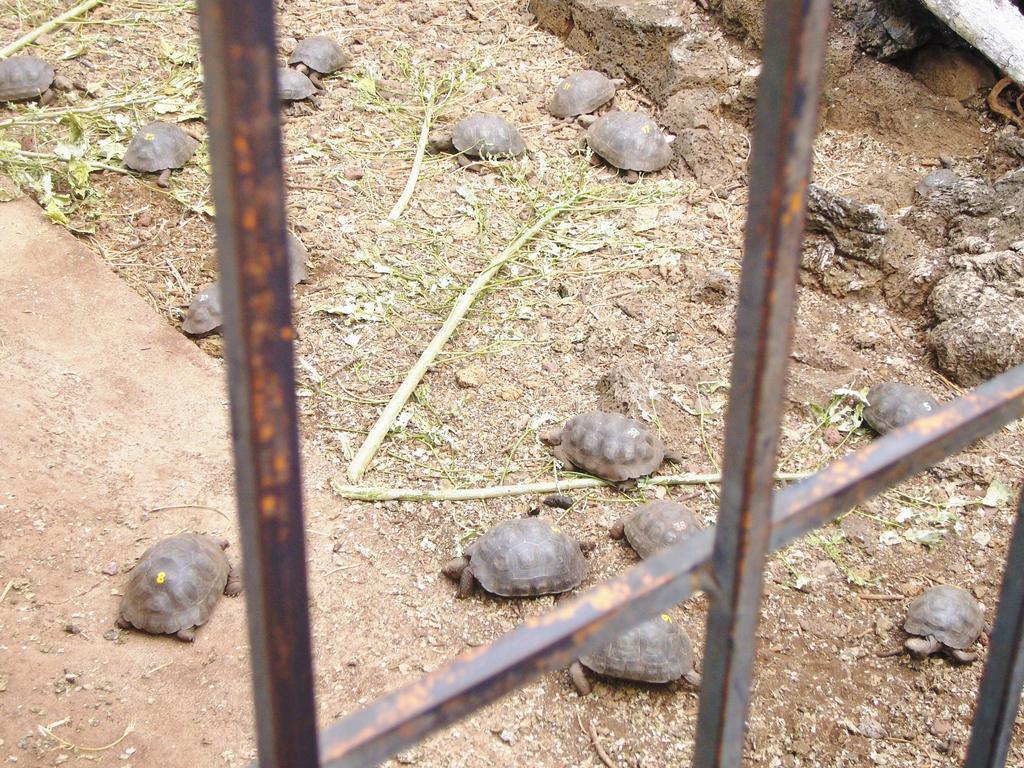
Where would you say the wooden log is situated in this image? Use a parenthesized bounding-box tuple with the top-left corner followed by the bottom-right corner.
(918, 0, 1024, 85)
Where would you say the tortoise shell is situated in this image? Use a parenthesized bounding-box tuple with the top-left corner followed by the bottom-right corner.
(183, 282, 222, 335)
(278, 68, 318, 101)
(618, 500, 702, 558)
(465, 518, 586, 596)
(553, 411, 665, 482)
(286, 232, 309, 283)
(451, 114, 525, 159)
(548, 70, 616, 118)
(580, 614, 695, 683)
(123, 121, 198, 173)
(118, 533, 233, 636)
(904, 585, 983, 650)
(288, 36, 351, 73)
(586, 111, 672, 172)
(0, 55, 55, 101)
(863, 382, 939, 435)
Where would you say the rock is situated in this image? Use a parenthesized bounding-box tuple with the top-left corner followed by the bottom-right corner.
(911, 45, 995, 100)
(805, 184, 888, 260)
(343, 167, 364, 181)
(830, 0, 946, 59)
(927, 267, 1024, 386)
(455, 365, 487, 388)
(597, 364, 650, 420)
(100, 561, 119, 576)
(823, 426, 843, 447)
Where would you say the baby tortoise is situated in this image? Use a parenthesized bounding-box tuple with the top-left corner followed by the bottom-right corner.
(116, 533, 241, 642)
(570, 613, 701, 694)
(548, 70, 622, 120)
(442, 517, 591, 599)
(863, 382, 939, 435)
(903, 585, 984, 663)
(123, 121, 199, 187)
(610, 500, 703, 558)
(182, 281, 222, 336)
(287, 35, 350, 88)
(429, 113, 525, 166)
(278, 67, 320, 109)
(0, 55, 73, 105)
(586, 111, 673, 177)
(542, 410, 681, 485)
(182, 233, 309, 335)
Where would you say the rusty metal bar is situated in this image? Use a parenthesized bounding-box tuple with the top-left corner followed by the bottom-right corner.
(963, 489, 1024, 768)
(303, 364, 1024, 768)
(195, 1, 320, 767)
(693, 0, 831, 765)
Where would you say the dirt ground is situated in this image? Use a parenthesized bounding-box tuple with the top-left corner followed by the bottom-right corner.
(1, 0, 1022, 767)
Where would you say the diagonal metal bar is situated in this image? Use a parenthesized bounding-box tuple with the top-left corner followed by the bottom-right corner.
(294, 364, 1024, 768)
(963, 489, 1024, 768)
(693, 1, 831, 765)
(195, 1, 319, 766)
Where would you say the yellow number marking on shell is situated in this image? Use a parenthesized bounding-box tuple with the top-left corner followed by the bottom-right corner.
(551, 526, 561, 533)
(562, 82, 572, 90)
(660, 613, 672, 623)
(641, 124, 652, 135)
(144, 133, 156, 141)
(155, 571, 166, 584)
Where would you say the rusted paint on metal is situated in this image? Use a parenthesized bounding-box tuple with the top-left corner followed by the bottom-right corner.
(305, 365, 1024, 768)
(963, 487, 1024, 768)
(195, 1, 319, 766)
(694, 0, 832, 765)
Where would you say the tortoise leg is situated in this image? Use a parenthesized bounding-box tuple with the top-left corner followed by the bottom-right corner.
(224, 563, 243, 596)
(455, 153, 474, 168)
(949, 648, 977, 664)
(609, 519, 625, 540)
(569, 662, 591, 695)
(457, 566, 475, 599)
(39, 88, 57, 106)
(623, 170, 640, 184)
(115, 616, 130, 630)
(578, 539, 597, 555)
(683, 670, 702, 688)
(156, 169, 172, 188)
(552, 445, 574, 470)
(308, 72, 325, 90)
(613, 479, 638, 493)
(176, 627, 197, 643)
(295, 63, 310, 76)
(904, 635, 941, 658)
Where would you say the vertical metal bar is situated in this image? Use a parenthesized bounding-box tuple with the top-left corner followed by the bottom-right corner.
(195, 2, 320, 767)
(963, 491, 1024, 768)
(693, 1, 831, 766)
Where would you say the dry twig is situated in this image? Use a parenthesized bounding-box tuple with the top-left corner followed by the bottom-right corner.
(333, 471, 810, 502)
(346, 195, 585, 482)
(0, 0, 106, 58)
(387, 90, 437, 221)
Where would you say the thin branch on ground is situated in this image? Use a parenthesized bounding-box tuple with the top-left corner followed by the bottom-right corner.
(386, 89, 436, 221)
(332, 471, 811, 502)
(38, 720, 135, 752)
(346, 192, 586, 482)
(0, 0, 106, 58)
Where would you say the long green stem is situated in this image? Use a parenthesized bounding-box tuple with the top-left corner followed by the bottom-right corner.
(346, 195, 582, 483)
(332, 471, 812, 502)
(0, 0, 106, 59)
(386, 91, 436, 221)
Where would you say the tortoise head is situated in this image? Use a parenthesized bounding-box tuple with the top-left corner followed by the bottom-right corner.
(441, 556, 469, 582)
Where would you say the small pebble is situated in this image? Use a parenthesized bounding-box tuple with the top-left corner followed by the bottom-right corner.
(102, 629, 120, 642)
(101, 561, 119, 576)
(455, 365, 487, 388)
(136, 212, 152, 227)
(343, 167, 364, 181)
(823, 426, 843, 447)
(63, 623, 82, 635)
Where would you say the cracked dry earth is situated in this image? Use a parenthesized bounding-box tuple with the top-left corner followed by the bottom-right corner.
(1, 0, 1023, 767)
